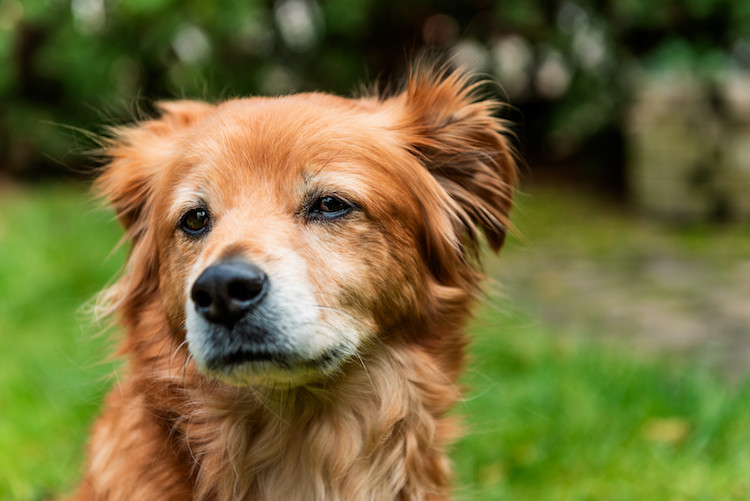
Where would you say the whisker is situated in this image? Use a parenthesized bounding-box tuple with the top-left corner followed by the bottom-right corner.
(371, 335, 396, 370)
(352, 348, 375, 393)
(254, 383, 290, 425)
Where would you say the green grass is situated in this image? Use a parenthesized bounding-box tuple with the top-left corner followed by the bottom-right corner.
(456, 314, 750, 500)
(1, 184, 749, 500)
(0, 184, 123, 500)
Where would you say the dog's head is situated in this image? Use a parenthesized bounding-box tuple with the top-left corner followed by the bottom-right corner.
(97, 69, 516, 387)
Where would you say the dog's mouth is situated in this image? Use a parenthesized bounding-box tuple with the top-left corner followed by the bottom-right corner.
(203, 349, 289, 376)
(188, 321, 351, 386)
(204, 344, 343, 372)
(211, 347, 284, 367)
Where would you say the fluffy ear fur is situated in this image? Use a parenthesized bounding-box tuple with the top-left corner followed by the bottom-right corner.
(95, 100, 214, 318)
(97, 100, 214, 229)
(389, 67, 517, 285)
(406, 68, 516, 253)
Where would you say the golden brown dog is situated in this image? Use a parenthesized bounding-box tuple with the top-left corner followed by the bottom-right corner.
(71, 66, 516, 500)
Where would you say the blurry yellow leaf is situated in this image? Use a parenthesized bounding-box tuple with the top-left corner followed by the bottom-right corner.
(479, 462, 506, 488)
(641, 417, 691, 445)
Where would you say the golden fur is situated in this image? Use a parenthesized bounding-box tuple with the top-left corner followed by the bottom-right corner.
(70, 67, 516, 501)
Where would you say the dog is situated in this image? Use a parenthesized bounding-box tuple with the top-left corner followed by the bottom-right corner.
(70, 65, 516, 500)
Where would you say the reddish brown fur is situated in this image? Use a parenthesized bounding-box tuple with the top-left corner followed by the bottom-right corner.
(70, 67, 516, 500)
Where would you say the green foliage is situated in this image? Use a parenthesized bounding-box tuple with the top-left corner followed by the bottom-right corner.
(2, 0, 749, 176)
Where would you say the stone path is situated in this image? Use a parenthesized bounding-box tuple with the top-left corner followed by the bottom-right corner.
(485, 185, 750, 382)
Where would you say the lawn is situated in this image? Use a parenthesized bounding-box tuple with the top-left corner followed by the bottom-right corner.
(1, 183, 749, 500)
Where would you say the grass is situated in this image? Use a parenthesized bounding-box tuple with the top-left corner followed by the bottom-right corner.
(1, 183, 749, 500)
(457, 314, 750, 500)
(0, 183, 124, 500)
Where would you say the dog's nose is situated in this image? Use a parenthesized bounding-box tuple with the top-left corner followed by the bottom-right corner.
(191, 261, 268, 328)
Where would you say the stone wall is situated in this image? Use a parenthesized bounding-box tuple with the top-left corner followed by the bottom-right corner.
(627, 72, 750, 221)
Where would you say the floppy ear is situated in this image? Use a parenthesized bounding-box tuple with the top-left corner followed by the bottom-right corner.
(95, 100, 214, 318)
(394, 68, 517, 265)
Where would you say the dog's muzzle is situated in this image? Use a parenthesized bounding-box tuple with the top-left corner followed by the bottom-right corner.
(186, 258, 350, 384)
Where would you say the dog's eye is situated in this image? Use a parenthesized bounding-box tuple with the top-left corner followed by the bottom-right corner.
(180, 208, 210, 236)
(309, 196, 354, 220)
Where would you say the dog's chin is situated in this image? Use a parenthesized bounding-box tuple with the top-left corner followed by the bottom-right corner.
(200, 359, 334, 387)
(200, 349, 347, 387)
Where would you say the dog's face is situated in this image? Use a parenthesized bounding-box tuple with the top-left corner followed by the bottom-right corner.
(158, 95, 436, 386)
(98, 71, 515, 387)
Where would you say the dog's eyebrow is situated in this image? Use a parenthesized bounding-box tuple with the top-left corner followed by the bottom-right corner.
(169, 184, 208, 216)
(303, 147, 347, 181)
(302, 168, 371, 194)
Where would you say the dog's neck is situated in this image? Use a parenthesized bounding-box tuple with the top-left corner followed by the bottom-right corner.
(139, 337, 459, 501)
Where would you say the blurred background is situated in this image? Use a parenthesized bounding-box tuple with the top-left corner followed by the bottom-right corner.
(2, 1, 750, 499)
(2, 0, 750, 200)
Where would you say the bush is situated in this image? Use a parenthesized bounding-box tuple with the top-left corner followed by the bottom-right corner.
(1, 0, 748, 178)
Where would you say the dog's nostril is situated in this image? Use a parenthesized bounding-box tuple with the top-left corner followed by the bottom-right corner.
(192, 288, 213, 308)
(227, 279, 263, 303)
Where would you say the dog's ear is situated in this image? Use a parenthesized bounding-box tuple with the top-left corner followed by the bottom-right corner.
(95, 101, 214, 317)
(391, 68, 517, 270)
(96, 100, 214, 229)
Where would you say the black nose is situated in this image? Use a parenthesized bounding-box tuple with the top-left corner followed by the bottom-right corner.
(191, 261, 268, 328)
